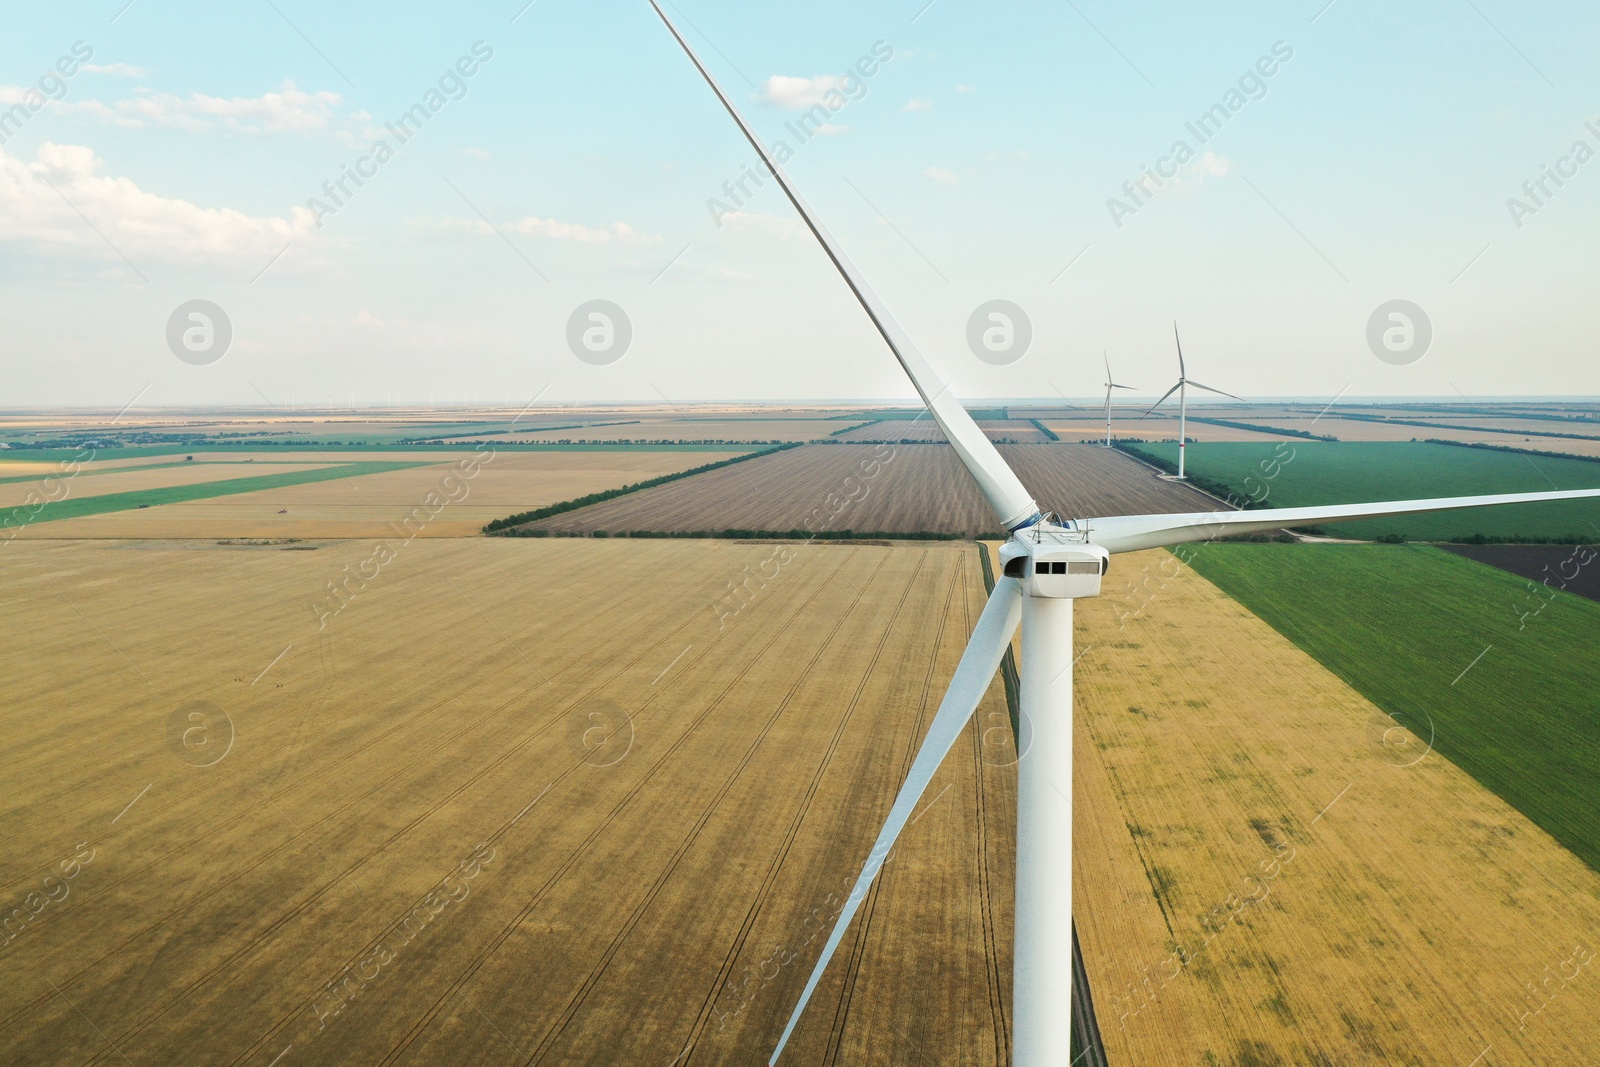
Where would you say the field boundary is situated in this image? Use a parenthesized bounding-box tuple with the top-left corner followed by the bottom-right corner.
(1110, 442, 1246, 513)
(1071, 921, 1111, 1067)
(1426, 437, 1600, 465)
(1186, 542, 1600, 873)
(1186, 416, 1337, 442)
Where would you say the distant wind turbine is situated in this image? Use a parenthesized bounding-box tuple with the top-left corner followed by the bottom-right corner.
(1101, 352, 1136, 447)
(1145, 325, 1240, 479)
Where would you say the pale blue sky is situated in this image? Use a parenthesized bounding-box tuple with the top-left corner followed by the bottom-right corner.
(1, 0, 1597, 408)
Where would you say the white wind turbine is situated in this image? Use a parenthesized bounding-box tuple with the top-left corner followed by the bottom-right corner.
(1146, 325, 1240, 479)
(646, 4, 1600, 1064)
(1102, 351, 1136, 447)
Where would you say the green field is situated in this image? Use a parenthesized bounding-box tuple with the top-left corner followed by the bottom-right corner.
(1185, 542, 1600, 871)
(0, 460, 426, 530)
(1126, 440, 1600, 542)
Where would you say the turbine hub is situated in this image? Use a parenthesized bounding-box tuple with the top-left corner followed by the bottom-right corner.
(998, 523, 1108, 599)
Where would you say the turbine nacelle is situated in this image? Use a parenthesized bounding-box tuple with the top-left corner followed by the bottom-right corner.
(1000, 524, 1109, 599)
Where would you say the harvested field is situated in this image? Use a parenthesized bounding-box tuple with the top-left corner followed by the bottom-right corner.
(1244, 417, 1600, 456)
(502, 419, 857, 444)
(1026, 421, 1117, 442)
(1185, 544, 1600, 868)
(0, 538, 1012, 1065)
(832, 421, 946, 443)
(1047, 418, 1302, 443)
(507, 444, 1221, 537)
(1074, 548, 1600, 1065)
(1442, 543, 1600, 603)
(835, 420, 1052, 444)
(1348, 415, 1600, 436)
(0, 460, 87, 477)
(15, 452, 722, 539)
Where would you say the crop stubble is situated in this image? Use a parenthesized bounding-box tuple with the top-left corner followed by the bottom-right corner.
(0, 538, 1012, 1066)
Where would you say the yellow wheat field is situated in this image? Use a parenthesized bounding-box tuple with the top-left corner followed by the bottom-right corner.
(0, 538, 1014, 1066)
(1073, 549, 1600, 1064)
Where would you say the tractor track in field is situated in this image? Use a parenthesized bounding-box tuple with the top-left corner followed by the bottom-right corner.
(0, 563, 590, 868)
(971, 585, 1012, 1067)
(1, 651, 533, 1040)
(370, 550, 871, 1065)
(221, 553, 854, 1066)
(666, 550, 951, 1065)
(63, 560, 746, 1066)
(3, 563, 678, 1037)
(517, 552, 920, 1066)
(817, 559, 977, 1066)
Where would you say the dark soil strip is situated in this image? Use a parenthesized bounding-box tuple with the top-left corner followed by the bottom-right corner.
(1441, 543, 1600, 603)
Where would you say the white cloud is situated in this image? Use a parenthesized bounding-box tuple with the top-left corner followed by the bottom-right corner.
(462, 146, 491, 160)
(903, 98, 933, 112)
(715, 210, 802, 240)
(25, 81, 344, 134)
(760, 75, 841, 110)
(1135, 150, 1233, 206)
(1191, 150, 1230, 178)
(680, 262, 751, 282)
(504, 217, 660, 245)
(956, 84, 976, 93)
(0, 142, 315, 265)
(351, 310, 384, 326)
(80, 63, 150, 77)
(923, 166, 960, 186)
(431, 215, 661, 245)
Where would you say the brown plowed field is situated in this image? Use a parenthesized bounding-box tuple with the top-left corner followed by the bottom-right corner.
(1442, 543, 1600, 603)
(510, 443, 1221, 536)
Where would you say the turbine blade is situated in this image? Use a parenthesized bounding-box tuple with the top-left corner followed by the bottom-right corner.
(1143, 381, 1182, 416)
(1111, 383, 1137, 390)
(768, 575, 1024, 1064)
(1086, 488, 1600, 554)
(1185, 379, 1243, 401)
(646, 0, 1039, 531)
(1174, 322, 1185, 378)
(1103, 350, 1112, 382)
